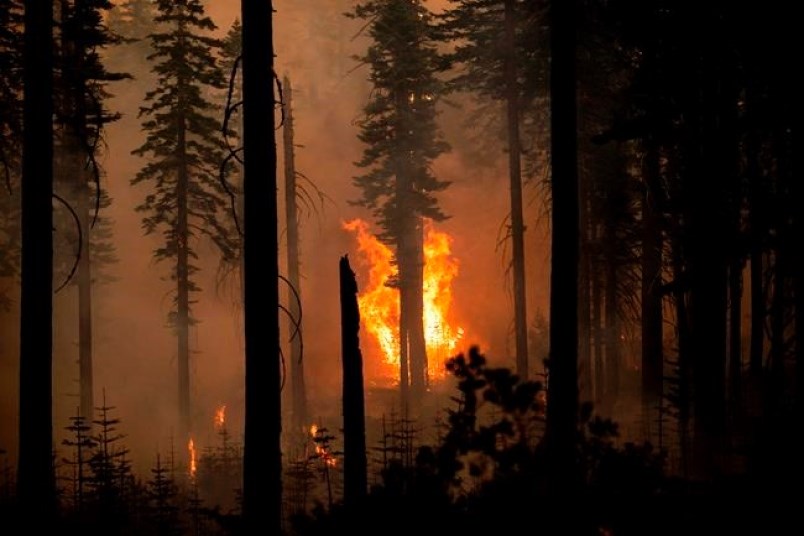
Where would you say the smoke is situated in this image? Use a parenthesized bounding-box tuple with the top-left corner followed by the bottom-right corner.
(0, 0, 551, 472)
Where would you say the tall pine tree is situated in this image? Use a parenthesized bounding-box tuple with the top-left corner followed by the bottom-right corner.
(57, 0, 125, 423)
(441, 0, 536, 379)
(131, 0, 236, 441)
(350, 0, 450, 407)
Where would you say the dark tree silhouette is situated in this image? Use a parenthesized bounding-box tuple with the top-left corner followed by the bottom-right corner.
(17, 0, 56, 521)
(283, 76, 308, 433)
(349, 0, 450, 407)
(240, 1, 281, 534)
(57, 0, 125, 423)
(131, 0, 236, 439)
(544, 0, 579, 493)
(440, 0, 533, 379)
(340, 255, 368, 506)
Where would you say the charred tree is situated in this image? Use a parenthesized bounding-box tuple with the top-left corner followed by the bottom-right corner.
(283, 76, 308, 433)
(18, 0, 56, 520)
(340, 256, 368, 506)
(545, 0, 579, 492)
(241, 0, 281, 533)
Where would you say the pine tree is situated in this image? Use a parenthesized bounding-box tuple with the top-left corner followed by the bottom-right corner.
(61, 409, 97, 511)
(56, 0, 126, 423)
(131, 0, 237, 440)
(146, 454, 182, 536)
(349, 0, 450, 406)
(87, 396, 133, 528)
(441, 0, 537, 379)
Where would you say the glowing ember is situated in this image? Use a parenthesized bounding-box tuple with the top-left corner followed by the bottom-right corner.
(343, 218, 464, 381)
(188, 438, 197, 478)
(310, 424, 337, 467)
(214, 405, 226, 430)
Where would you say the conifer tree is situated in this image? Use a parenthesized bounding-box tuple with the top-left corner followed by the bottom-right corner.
(132, 0, 236, 439)
(349, 0, 450, 406)
(56, 0, 125, 423)
(440, 0, 537, 379)
(146, 454, 182, 536)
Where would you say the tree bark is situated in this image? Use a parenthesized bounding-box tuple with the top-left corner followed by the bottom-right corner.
(241, 1, 281, 533)
(604, 240, 619, 414)
(283, 76, 307, 432)
(641, 142, 663, 438)
(504, 0, 529, 380)
(728, 256, 742, 405)
(177, 106, 190, 441)
(340, 256, 367, 506)
(18, 0, 56, 520)
(546, 0, 579, 492)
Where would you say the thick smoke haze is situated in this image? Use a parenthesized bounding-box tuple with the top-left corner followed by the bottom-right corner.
(0, 0, 551, 471)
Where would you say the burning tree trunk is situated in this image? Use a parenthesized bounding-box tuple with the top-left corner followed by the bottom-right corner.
(504, 0, 529, 380)
(283, 75, 308, 432)
(340, 255, 368, 506)
(241, 1, 281, 533)
(18, 0, 56, 519)
(545, 0, 579, 492)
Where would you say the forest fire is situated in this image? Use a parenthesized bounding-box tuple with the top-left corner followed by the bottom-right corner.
(343, 219, 463, 381)
(309, 424, 337, 467)
(188, 438, 197, 478)
(214, 405, 226, 430)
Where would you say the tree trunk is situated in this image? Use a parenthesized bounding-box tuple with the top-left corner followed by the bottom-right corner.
(545, 0, 579, 492)
(641, 142, 663, 439)
(241, 1, 281, 533)
(747, 109, 765, 378)
(340, 256, 367, 506)
(177, 109, 191, 441)
(578, 208, 591, 401)
(671, 237, 691, 476)
(504, 0, 529, 380)
(78, 173, 93, 423)
(283, 76, 307, 432)
(394, 86, 424, 409)
(409, 221, 427, 394)
(728, 257, 742, 406)
(604, 238, 619, 415)
(18, 0, 56, 520)
(592, 254, 604, 405)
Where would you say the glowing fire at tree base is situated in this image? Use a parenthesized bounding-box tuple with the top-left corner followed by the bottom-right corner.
(343, 218, 464, 383)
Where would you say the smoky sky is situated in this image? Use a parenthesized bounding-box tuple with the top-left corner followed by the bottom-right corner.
(0, 0, 551, 471)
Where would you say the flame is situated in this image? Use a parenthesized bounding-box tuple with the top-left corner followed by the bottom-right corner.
(310, 424, 337, 467)
(188, 438, 197, 478)
(214, 405, 226, 430)
(343, 218, 463, 381)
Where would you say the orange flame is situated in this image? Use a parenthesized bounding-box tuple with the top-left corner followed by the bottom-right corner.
(310, 424, 337, 467)
(342, 218, 463, 381)
(188, 438, 197, 478)
(214, 405, 226, 430)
